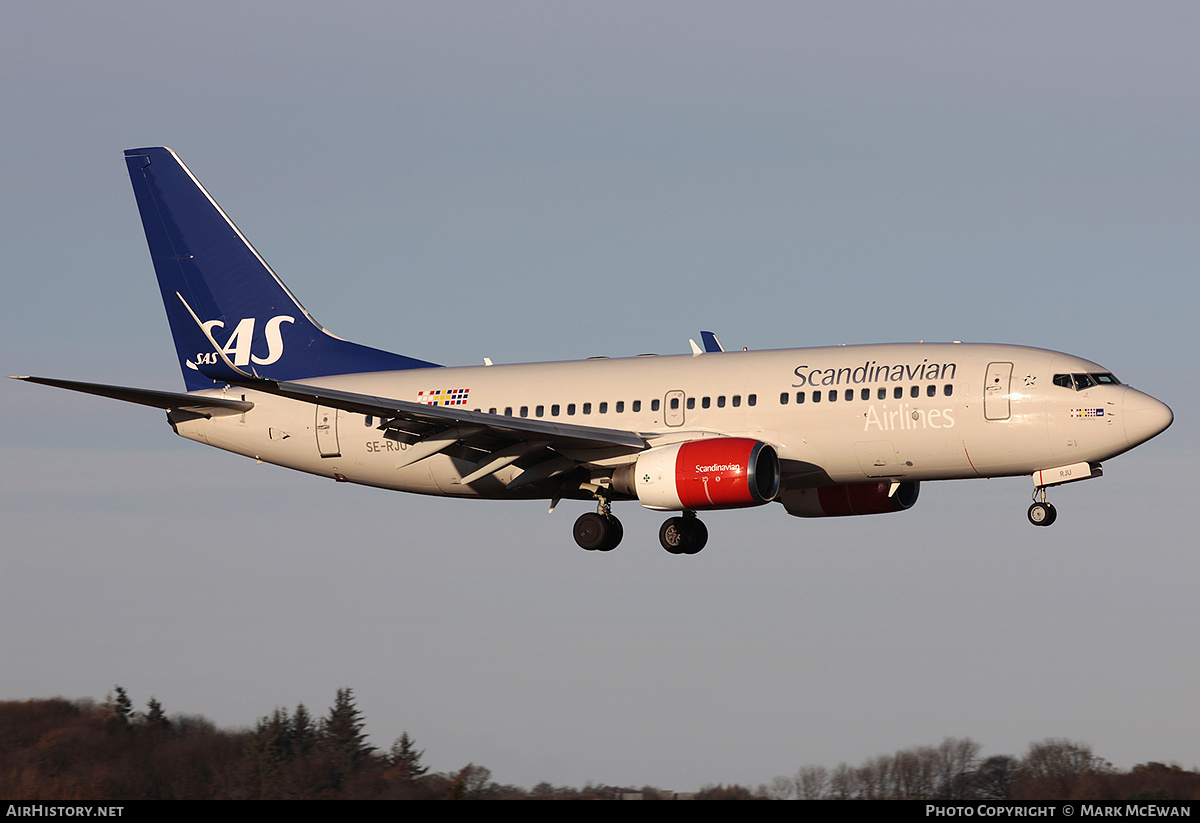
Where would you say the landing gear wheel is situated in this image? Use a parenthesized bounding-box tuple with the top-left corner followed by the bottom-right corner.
(574, 512, 623, 551)
(574, 512, 606, 550)
(598, 514, 622, 551)
(659, 517, 687, 554)
(1027, 502, 1057, 527)
(659, 514, 708, 554)
(682, 519, 708, 555)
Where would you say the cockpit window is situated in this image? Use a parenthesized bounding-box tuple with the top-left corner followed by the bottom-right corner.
(1053, 372, 1122, 391)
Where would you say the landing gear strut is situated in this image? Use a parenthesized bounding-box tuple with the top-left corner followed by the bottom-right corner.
(1027, 487, 1057, 527)
(659, 511, 708, 554)
(573, 493, 623, 551)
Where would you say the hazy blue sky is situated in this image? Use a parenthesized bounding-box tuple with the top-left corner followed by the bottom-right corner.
(2, 2, 1196, 790)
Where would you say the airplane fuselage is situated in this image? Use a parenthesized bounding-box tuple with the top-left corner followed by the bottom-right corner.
(172, 341, 1165, 509)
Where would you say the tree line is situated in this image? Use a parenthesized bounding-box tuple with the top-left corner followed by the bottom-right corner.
(768, 737, 1200, 801)
(0, 690, 1196, 800)
(0, 688, 645, 799)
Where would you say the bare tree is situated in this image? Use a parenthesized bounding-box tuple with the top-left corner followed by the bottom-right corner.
(1016, 738, 1112, 799)
(936, 737, 982, 799)
(769, 775, 795, 799)
(974, 755, 1021, 801)
(828, 762, 855, 800)
(794, 765, 829, 800)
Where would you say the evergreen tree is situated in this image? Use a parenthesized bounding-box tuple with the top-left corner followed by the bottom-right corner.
(110, 686, 133, 726)
(251, 707, 294, 770)
(388, 731, 428, 779)
(321, 688, 375, 786)
(291, 703, 317, 758)
(144, 697, 170, 732)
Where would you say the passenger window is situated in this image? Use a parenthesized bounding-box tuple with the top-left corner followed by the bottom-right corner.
(489, 407, 497, 414)
(702, 397, 711, 409)
(748, 394, 756, 407)
(861, 388, 870, 401)
(520, 406, 528, 417)
(910, 386, 920, 398)
(536, 405, 545, 417)
(582, 402, 591, 414)
(944, 385, 953, 397)
(813, 391, 822, 403)
(780, 392, 789, 405)
(651, 399, 660, 411)
(504, 407, 513, 416)
(633, 400, 642, 412)
(927, 385, 936, 398)
(616, 401, 625, 413)
(893, 387, 903, 399)
(365, 415, 373, 427)
(732, 395, 741, 407)
(717, 396, 726, 408)
(845, 389, 853, 401)
(567, 404, 576, 415)
(599, 402, 608, 413)
(687, 397, 695, 410)
(828, 390, 838, 402)
(551, 404, 560, 416)
(796, 392, 805, 404)
(878, 387, 886, 400)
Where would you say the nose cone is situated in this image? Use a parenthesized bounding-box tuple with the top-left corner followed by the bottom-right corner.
(1123, 388, 1173, 448)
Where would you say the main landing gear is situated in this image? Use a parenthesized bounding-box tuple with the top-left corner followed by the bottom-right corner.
(659, 511, 708, 555)
(573, 495, 623, 552)
(1027, 487, 1058, 527)
(571, 497, 709, 554)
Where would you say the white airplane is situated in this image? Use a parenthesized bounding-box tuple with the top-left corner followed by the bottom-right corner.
(16, 148, 1174, 554)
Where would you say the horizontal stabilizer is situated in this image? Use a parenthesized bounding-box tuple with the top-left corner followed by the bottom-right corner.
(12, 376, 254, 416)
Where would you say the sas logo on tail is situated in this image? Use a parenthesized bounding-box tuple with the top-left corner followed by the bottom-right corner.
(189, 315, 295, 370)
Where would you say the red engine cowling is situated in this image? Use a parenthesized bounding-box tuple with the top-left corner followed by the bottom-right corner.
(780, 481, 920, 518)
(615, 438, 780, 511)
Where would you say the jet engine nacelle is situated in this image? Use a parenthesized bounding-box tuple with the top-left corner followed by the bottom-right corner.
(614, 438, 780, 511)
(780, 481, 920, 518)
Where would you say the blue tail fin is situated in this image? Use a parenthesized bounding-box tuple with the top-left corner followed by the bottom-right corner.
(124, 147, 439, 391)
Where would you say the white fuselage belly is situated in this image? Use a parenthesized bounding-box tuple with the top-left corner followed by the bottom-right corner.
(169, 341, 1157, 503)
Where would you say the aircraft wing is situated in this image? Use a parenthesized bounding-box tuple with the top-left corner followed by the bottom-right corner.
(270, 378, 648, 451)
(250, 376, 650, 490)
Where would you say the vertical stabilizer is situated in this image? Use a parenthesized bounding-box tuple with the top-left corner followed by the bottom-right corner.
(124, 147, 439, 390)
